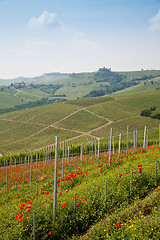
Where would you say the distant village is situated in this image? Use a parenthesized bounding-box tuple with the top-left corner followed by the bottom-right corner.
(10, 82, 41, 89)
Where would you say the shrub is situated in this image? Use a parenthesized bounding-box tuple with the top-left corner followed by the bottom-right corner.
(140, 109, 152, 117)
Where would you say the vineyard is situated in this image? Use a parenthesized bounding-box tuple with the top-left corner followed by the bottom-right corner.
(0, 90, 160, 239)
(0, 90, 160, 155)
(0, 130, 160, 239)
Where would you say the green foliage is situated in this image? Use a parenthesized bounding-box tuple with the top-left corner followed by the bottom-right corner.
(0, 145, 160, 239)
(151, 111, 160, 120)
(84, 89, 106, 98)
(1, 90, 160, 155)
(140, 108, 152, 117)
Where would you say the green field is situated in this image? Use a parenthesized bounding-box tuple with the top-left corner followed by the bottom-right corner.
(1, 69, 160, 112)
(0, 144, 160, 239)
(0, 90, 160, 155)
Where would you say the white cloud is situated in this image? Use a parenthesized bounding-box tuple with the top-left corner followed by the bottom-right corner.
(149, 9, 160, 31)
(28, 10, 63, 28)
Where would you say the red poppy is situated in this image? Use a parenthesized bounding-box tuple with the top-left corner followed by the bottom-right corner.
(62, 202, 67, 207)
(115, 221, 120, 226)
(28, 200, 33, 204)
(26, 205, 31, 209)
(81, 199, 85, 202)
(15, 214, 20, 220)
(137, 165, 142, 168)
(26, 208, 31, 212)
(158, 186, 160, 190)
(20, 204, 25, 210)
(48, 231, 52, 235)
(49, 196, 54, 200)
(119, 174, 122, 178)
(46, 191, 50, 195)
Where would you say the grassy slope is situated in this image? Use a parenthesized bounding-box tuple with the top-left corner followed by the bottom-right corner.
(0, 90, 160, 155)
(0, 145, 160, 240)
(54, 70, 160, 99)
(1, 70, 160, 109)
(116, 69, 160, 79)
(0, 88, 50, 109)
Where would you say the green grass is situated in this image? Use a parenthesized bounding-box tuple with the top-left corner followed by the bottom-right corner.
(0, 145, 160, 239)
(113, 81, 160, 95)
(117, 69, 160, 79)
(0, 90, 160, 155)
(0, 127, 81, 154)
(0, 90, 27, 109)
(87, 100, 138, 121)
(72, 189, 160, 240)
(91, 116, 160, 139)
(68, 96, 113, 107)
(1, 69, 160, 111)
(17, 89, 49, 101)
(55, 109, 108, 132)
(117, 90, 160, 110)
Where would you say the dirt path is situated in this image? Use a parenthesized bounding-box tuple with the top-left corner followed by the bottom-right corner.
(14, 89, 20, 96)
(0, 99, 114, 151)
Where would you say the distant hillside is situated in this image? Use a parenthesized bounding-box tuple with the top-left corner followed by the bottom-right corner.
(0, 72, 67, 86)
(1, 69, 160, 113)
(0, 90, 160, 155)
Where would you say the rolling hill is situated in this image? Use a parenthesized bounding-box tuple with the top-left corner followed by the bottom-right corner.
(1, 69, 160, 114)
(0, 90, 160, 155)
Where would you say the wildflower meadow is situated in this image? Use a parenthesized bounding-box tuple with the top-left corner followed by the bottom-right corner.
(0, 127, 160, 239)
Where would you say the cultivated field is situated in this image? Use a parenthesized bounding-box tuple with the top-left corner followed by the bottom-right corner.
(0, 91, 160, 155)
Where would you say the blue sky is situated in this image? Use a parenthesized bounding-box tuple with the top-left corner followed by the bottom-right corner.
(0, 0, 160, 78)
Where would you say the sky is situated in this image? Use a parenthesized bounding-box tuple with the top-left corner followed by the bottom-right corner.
(0, 0, 160, 79)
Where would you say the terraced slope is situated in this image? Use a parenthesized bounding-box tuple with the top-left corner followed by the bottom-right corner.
(0, 91, 160, 155)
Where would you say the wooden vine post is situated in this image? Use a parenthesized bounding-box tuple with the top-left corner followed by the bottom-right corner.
(143, 126, 147, 148)
(62, 140, 65, 180)
(95, 140, 97, 159)
(136, 129, 137, 148)
(30, 152, 33, 187)
(91, 137, 93, 164)
(112, 136, 114, 155)
(126, 125, 129, 156)
(109, 128, 112, 165)
(118, 133, 121, 154)
(6, 160, 8, 203)
(53, 136, 59, 229)
(133, 130, 135, 149)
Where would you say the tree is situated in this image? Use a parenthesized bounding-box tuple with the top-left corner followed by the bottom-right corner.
(140, 109, 152, 117)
